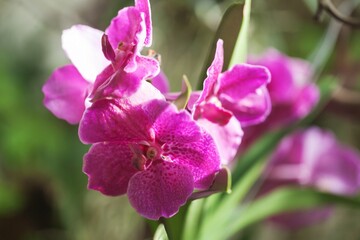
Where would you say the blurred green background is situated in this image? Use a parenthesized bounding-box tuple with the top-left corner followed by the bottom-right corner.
(1, 0, 360, 239)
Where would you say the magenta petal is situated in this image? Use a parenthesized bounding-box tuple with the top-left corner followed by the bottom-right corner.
(42, 65, 89, 124)
(62, 25, 109, 82)
(134, 55, 160, 79)
(292, 83, 319, 119)
(135, 0, 152, 46)
(250, 49, 314, 103)
(143, 100, 201, 143)
(309, 144, 360, 195)
(127, 161, 194, 220)
(83, 142, 138, 196)
(196, 39, 224, 104)
(91, 56, 160, 100)
(101, 34, 116, 62)
(249, 49, 295, 102)
(163, 132, 221, 190)
(151, 71, 170, 94)
(79, 99, 151, 144)
(106, 7, 142, 49)
(197, 117, 243, 165)
(193, 102, 232, 125)
(218, 63, 271, 99)
(220, 86, 272, 127)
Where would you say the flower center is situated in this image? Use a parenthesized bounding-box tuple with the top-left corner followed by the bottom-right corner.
(130, 142, 163, 171)
(146, 146, 158, 160)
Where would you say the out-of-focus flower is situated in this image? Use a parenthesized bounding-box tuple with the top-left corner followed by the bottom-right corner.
(79, 96, 221, 220)
(42, 0, 159, 124)
(260, 127, 360, 228)
(241, 49, 319, 150)
(193, 39, 271, 127)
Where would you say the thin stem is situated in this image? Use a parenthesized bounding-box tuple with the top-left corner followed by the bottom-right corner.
(316, 0, 360, 28)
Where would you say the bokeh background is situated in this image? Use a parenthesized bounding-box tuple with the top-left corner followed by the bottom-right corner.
(1, 0, 360, 239)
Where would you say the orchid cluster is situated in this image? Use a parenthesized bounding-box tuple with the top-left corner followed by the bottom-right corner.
(42, 0, 360, 235)
(42, 0, 270, 220)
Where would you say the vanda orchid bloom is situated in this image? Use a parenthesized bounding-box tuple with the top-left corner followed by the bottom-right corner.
(79, 97, 221, 220)
(193, 39, 271, 127)
(185, 39, 270, 164)
(42, 0, 159, 124)
(259, 127, 360, 229)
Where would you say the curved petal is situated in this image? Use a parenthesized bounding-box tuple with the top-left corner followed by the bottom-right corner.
(143, 100, 201, 143)
(195, 39, 224, 105)
(151, 70, 170, 94)
(218, 63, 271, 99)
(197, 117, 243, 165)
(163, 132, 221, 190)
(83, 142, 138, 196)
(42, 65, 89, 124)
(79, 99, 151, 144)
(135, 0, 152, 46)
(193, 102, 232, 125)
(90, 56, 159, 100)
(106, 7, 144, 50)
(127, 160, 194, 220)
(62, 25, 109, 82)
(249, 49, 294, 102)
(220, 86, 272, 127)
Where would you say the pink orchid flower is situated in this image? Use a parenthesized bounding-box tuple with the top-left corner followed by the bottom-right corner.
(42, 0, 159, 124)
(79, 98, 221, 220)
(240, 49, 319, 151)
(193, 39, 271, 127)
(260, 127, 360, 229)
(186, 39, 271, 164)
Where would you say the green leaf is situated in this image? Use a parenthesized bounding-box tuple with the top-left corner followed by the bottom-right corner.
(197, 3, 244, 89)
(173, 75, 192, 110)
(182, 199, 205, 240)
(224, 187, 360, 239)
(197, 161, 265, 240)
(228, 0, 252, 67)
(154, 224, 169, 240)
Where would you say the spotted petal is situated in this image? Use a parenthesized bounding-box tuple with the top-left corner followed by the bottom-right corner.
(83, 142, 138, 196)
(163, 132, 221, 190)
(127, 160, 194, 220)
(79, 99, 150, 144)
(143, 100, 201, 143)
